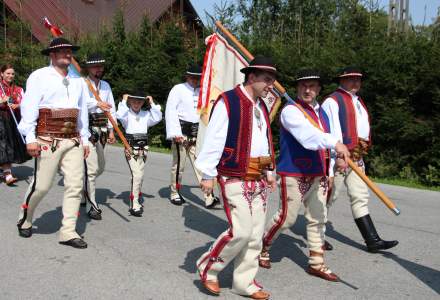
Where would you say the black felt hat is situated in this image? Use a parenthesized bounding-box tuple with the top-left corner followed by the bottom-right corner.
(240, 56, 277, 74)
(336, 66, 363, 79)
(85, 52, 105, 66)
(186, 65, 203, 76)
(127, 89, 152, 110)
(41, 37, 80, 56)
(295, 68, 322, 83)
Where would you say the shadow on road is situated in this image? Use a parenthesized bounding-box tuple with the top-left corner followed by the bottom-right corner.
(289, 215, 365, 252)
(12, 165, 34, 183)
(158, 185, 204, 204)
(96, 188, 131, 222)
(179, 199, 235, 290)
(31, 188, 119, 237)
(382, 252, 440, 295)
(324, 220, 365, 251)
(32, 207, 63, 235)
(32, 206, 93, 236)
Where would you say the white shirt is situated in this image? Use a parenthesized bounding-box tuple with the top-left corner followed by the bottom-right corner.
(322, 87, 370, 173)
(18, 65, 90, 145)
(116, 100, 162, 134)
(281, 101, 338, 151)
(165, 82, 200, 139)
(86, 78, 117, 128)
(195, 84, 270, 178)
(282, 101, 338, 176)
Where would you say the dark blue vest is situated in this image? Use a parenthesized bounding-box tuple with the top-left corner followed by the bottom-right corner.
(277, 101, 330, 177)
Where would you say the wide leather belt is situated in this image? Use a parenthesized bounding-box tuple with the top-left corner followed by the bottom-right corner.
(89, 113, 108, 127)
(36, 108, 79, 139)
(243, 156, 272, 181)
(350, 138, 370, 161)
(126, 133, 148, 148)
(179, 119, 198, 138)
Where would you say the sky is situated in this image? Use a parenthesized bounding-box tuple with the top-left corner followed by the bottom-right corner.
(191, 0, 440, 26)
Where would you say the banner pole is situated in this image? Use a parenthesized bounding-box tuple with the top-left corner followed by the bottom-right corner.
(215, 21, 400, 216)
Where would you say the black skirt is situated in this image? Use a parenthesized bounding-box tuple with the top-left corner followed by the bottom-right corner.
(0, 108, 31, 165)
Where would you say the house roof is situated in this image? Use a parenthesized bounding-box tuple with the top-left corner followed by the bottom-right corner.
(4, 0, 201, 42)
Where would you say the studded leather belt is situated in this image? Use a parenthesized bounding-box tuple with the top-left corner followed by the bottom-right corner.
(36, 108, 79, 139)
(89, 112, 108, 127)
(126, 133, 148, 148)
(179, 119, 199, 138)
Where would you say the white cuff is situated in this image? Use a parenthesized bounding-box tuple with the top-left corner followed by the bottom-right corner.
(151, 104, 162, 111)
(202, 173, 215, 180)
(25, 132, 36, 144)
(326, 135, 339, 149)
(264, 170, 273, 177)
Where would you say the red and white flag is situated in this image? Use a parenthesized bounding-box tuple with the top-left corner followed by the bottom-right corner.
(43, 17, 64, 37)
(196, 33, 280, 154)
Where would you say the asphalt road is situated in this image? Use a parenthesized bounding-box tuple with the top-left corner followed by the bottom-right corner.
(1, 145, 439, 299)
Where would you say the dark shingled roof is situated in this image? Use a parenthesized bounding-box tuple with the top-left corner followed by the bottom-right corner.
(4, 0, 201, 42)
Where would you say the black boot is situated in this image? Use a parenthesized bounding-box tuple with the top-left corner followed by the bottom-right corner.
(354, 214, 398, 253)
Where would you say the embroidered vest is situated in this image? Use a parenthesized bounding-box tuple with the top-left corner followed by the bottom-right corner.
(326, 88, 371, 150)
(212, 86, 275, 178)
(277, 100, 330, 177)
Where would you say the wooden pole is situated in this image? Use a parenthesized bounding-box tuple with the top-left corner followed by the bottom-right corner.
(215, 21, 286, 96)
(215, 21, 400, 216)
(215, 21, 286, 123)
(47, 21, 131, 151)
(347, 160, 400, 215)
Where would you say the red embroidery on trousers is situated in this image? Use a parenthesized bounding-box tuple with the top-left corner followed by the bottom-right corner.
(258, 180, 268, 213)
(263, 176, 288, 247)
(200, 177, 234, 282)
(298, 177, 313, 201)
(253, 279, 263, 289)
(241, 181, 256, 215)
(319, 176, 329, 196)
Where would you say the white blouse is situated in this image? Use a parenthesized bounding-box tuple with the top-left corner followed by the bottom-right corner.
(165, 82, 200, 139)
(116, 100, 162, 134)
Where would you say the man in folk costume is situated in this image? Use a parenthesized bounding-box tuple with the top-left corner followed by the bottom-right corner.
(165, 65, 220, 208)
(116, 93, 162, 217)
(81, 53, 116, 220)
(16, 38, 90, 249)
(195, 56, 277, 299)
(321, 66, 398, 253)
(259, 69, 350, 281)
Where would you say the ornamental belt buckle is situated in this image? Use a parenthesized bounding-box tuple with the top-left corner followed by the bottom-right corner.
(61, 121, 75, 134)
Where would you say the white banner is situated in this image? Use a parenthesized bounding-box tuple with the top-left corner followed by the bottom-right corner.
(196, 33, 280, 155)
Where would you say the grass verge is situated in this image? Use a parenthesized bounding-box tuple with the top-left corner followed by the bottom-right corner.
(371, 177, 440, 192)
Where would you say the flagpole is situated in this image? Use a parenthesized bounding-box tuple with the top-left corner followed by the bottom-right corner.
(215, 21, 289, 98)
(214, 21, 400, 216)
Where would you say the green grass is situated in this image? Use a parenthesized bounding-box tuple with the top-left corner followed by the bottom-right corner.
(148, 146, 171, 154)
(371, 177, 440, 192)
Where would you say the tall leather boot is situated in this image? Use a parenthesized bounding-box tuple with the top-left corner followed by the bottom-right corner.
(354, 214, 398, 253)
